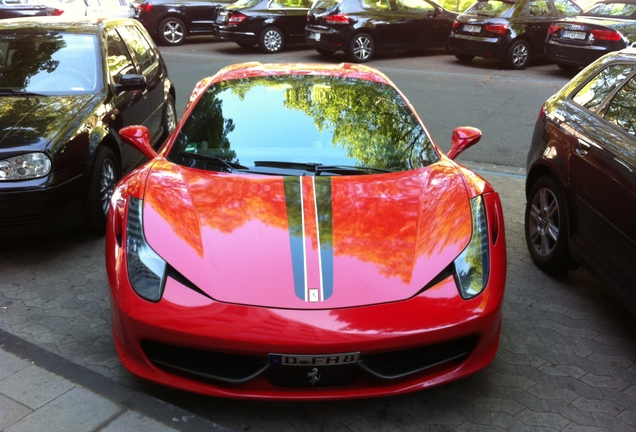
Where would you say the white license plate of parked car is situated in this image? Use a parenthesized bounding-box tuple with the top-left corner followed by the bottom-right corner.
(463, 24, 481, 33)
(309, 32, 320, 41)
(562, 30, 586, 40)
(269, 352, 359, 366)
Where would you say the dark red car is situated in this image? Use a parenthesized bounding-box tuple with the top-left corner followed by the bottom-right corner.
(525, 47, 636, 314)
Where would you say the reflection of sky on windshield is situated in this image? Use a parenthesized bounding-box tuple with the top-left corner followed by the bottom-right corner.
(222, 86, 352, 165)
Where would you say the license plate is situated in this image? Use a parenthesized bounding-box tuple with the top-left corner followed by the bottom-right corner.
(562, 30, 586, 40)
(463, 24, 481, 33)
(269, 352, 359, 366)
(309, 32, 320, 41)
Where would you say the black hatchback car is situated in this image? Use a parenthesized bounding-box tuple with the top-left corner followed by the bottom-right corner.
(305, 0, 458, 62)
(214, 0, 311, 53)
(448, 0, 582, 69)
(0, 17, 176, 237)
(131, 0, 235, 45)
(545, 0, 636, 71)
(525, 47, 636, 314)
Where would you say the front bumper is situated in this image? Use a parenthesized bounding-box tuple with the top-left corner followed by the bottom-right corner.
(107, 199, 506, 400)
(0, 174, 85, 237)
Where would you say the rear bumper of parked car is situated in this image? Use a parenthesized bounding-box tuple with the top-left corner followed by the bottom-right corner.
(0, 174, 86, 237)
(215, 25, 258, 44)
(448, 33, 509, 60)
(545, 40, 621, 67)
(305, 26, 348, 52)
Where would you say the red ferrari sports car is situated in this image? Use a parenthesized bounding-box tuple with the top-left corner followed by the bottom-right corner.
(106, 62, 507, 400)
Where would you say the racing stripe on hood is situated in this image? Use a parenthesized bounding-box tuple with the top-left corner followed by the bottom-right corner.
(284, 176, 334, 302)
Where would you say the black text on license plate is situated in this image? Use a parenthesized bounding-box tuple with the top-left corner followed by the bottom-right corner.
(562, 30, 586, 40)
(463, 24, 481, 33)
(269, 352, 359, 366)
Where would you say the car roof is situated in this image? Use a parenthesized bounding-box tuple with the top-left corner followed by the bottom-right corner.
(0, 16, 141, 34)
(209, 62, 393, 84)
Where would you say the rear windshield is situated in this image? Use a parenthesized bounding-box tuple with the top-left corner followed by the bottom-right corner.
(310, 0, 344, 12)
(168, 74, 439, 174)
(464, 0, 516, 17)
(584, 1, 636, 17)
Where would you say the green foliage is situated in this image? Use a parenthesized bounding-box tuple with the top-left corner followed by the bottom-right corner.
(437, 0, 475, 12)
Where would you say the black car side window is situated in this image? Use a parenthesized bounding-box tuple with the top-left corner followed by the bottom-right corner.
(106, 29, 135, 85)
(117, 25, 158, 76)
(552, 0, 581, 17)
(524, 0, 552, 17)
(604, 75, 636, 136)
(572, 64, 635, 112)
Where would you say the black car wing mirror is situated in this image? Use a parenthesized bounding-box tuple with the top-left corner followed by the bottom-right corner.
(113, 74, 147, 95)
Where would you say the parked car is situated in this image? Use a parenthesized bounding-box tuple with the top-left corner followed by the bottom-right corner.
(545, 0, 636, 71)
(525, 47, 636, 314)
(0, 16, 176, 237)
(0, 0, 62, 17)
(448, 0, 582, 69)
(131, 0, 235, 45)
(306, 0, 458, 62)
(106, 62, 507, 400)
(214, 0, 312, 53)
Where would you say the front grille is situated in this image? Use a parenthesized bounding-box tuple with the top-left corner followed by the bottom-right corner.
(141, 335, 479, 388)
(141, 340, 268, 384)
(359, 336, 479, 379)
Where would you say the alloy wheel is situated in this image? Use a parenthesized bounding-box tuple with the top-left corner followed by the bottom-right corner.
(527, 186, 560, 258)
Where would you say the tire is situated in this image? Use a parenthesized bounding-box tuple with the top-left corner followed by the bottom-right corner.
(455, 53, 474, 63)
(259, 27, 284, 53)
(159, 95, 177, 146)
(506, 39, 530, 69)
(158, 17, 187, 46)
(86, 146, 120, 233)
(524, 175, 578, 273)
(347, 33, 374, 63)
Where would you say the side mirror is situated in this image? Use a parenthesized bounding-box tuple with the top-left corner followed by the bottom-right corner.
(119, 125, 157, 160)
(113, 74, 146, 95)
(447, 126, 482, 160)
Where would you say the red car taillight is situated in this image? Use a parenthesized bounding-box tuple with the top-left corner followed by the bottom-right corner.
(484, 24, 508, 36)
(591, 29, 621, 41)
(228, 12, 248, 25)
(50, 8, 64, 16)
(326, 14, 350, 24)
(452, 20, 461, 29)
(137, 2, 152, 13)
(547, 24, 560, 35)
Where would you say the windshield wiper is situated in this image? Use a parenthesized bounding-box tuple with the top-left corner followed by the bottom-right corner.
(0, 88, 46, 96)
(254, 161, 393, 175)
(178, 151, 249, 172)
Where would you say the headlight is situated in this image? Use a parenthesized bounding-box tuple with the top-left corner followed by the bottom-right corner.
(0, 152, 52, 180)
(126, 197, 167, 302)
(454, 196, 490, 299)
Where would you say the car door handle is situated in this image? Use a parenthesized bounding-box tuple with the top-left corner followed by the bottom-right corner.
(575, 138, 592, 156)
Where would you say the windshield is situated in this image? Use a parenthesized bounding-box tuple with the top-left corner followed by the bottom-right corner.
(167, 74, 439, 175)
(0, 31, 101, 95)
(464, 0, 516, 17)
(584, 1, 636, 16)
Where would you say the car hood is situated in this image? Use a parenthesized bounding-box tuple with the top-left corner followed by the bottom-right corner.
(0, 94, 99, 150)
(141, 160, 475, 309)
